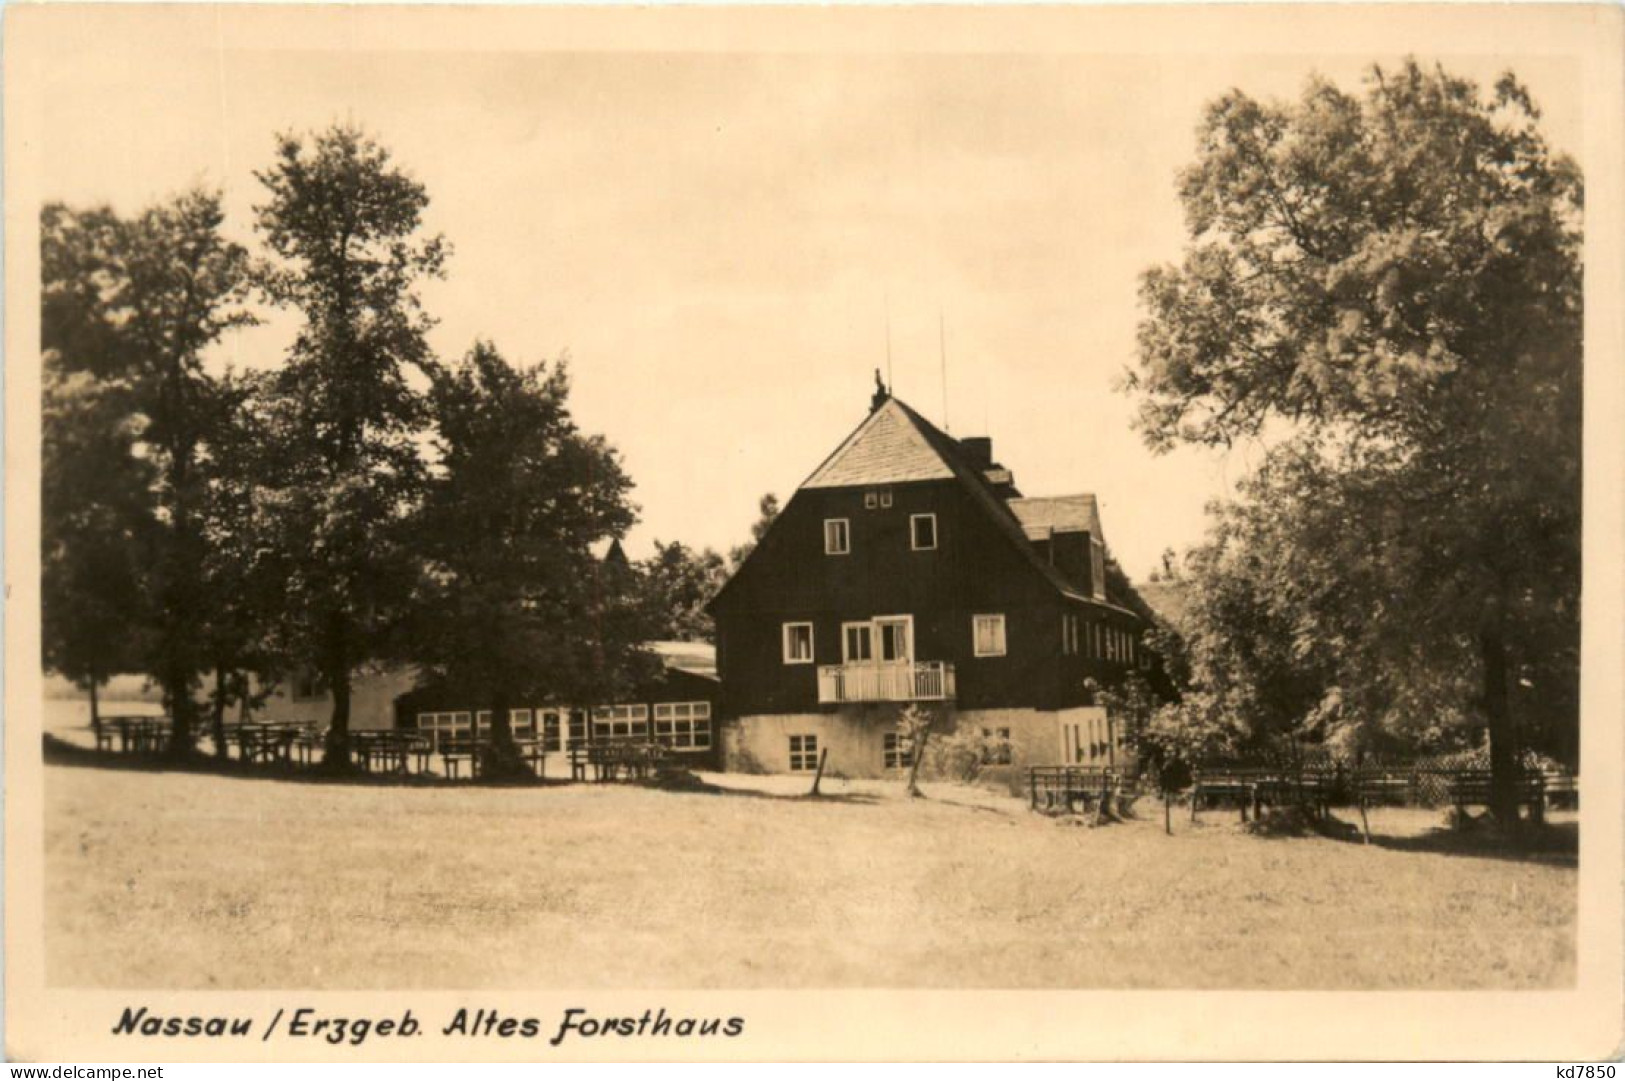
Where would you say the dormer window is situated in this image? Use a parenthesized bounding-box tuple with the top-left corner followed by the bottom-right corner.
(863, 488, 893, 510)
(910, 513, 938, 551)
(824, 518, 850, 555)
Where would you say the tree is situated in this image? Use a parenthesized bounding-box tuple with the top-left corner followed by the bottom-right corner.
(252, 125, 447, 767)
(727, 493, 780, 571)
(409, 342, 647, 778)
(638, 541, 727, 643)
(197, 370, 290, 756)
(1128, 61, 1581, 821)
(41, 193, 255, 755)
(41, 358, 155, 732)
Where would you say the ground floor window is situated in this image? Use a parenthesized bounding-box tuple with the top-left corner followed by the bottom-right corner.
(980, 727, 1013, 765)
(510, 708, 536, 739)
(539, 709, 564, 751)
(654, 701, 712, 750)
(883, 731, 912, 770)
(789, 734, 819, 771)
(593, 704, 650, 741)
(416, 711, 472, 750)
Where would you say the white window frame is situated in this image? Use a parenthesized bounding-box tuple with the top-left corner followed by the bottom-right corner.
(973, 614, 1007, 658)
(841, 621, 875, 663)
(592, 703, 650, 741)
(788, 734, 819, 772)
(883, 731, 911, 770)
(910, 513, 938, 551)
(824, 518, 850, 555)
(1091, 539, 1107, 600)
(879, 489, 893, 508)
(783, 621, 815, 665)
(864, 491, 878, 510)
(873, 614, 914, 663)
(654, 701, 713, 751)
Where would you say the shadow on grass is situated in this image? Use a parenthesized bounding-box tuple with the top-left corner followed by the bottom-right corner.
(661, 776, 889, 807)
(1357, 818, 1578, 868)
(43, 733, 562, 790)
(1236, 802, 1578, 867)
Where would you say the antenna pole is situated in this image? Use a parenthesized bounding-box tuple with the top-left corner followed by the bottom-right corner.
(885, 289, 894, 392)
(939, 310, 949, 431)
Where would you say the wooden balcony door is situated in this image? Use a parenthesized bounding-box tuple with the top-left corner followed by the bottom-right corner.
(875, 616, 913, 665)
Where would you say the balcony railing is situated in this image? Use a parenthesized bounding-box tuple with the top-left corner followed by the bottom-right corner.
(817, 661, 957, 704)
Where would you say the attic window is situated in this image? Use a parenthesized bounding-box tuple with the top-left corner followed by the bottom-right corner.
(1091, 539, 1106, 600)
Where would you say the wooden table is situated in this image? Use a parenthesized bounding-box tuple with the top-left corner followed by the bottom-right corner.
(352, 731, 431, 775)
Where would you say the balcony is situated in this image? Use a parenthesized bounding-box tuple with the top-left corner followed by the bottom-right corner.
(817, 661, 957, 704)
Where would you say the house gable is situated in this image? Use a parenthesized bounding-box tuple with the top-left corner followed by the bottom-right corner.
(801, 399, 955, 489)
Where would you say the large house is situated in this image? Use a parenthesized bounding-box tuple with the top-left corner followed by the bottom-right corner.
(707, 385, 1156, 779)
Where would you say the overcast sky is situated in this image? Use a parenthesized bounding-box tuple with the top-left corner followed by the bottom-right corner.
(30, 7, 1582, 580)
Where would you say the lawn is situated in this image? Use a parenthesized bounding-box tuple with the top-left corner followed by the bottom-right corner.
(43, 761, 1576, 990)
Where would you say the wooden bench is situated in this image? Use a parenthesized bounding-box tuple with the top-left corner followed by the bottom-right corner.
(1190, 769, 1277, 822)
(436, 736, 480, 779)
(1028, 766, 1114, 814)
(1541, 772, 1578, 810)
(1447, 770, 1546, 824)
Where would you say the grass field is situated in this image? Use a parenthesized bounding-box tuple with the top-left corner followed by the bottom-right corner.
(43, 761, 1576, 990)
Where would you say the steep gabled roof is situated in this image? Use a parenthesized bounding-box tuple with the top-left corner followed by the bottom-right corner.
(1007, 495, 1103, 540)
(801, 399, 955, 489)
(885, 399, 1137, 614)
(711, 393, 1142, 620)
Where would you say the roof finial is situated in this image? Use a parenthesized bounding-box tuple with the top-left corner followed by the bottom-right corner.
(871, 368, 890, 413)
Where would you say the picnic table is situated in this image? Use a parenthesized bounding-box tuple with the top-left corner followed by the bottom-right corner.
(97, 715, 179, 755)
(352, 730, 432, 775)
(434, 735, 546, 779)
(570, 740, 670, 783)
(235, 721, 312, 766)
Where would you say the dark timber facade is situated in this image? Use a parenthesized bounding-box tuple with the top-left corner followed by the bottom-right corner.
(708, 388, 1156, 779)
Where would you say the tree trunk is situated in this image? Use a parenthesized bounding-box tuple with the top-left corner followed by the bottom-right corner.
(905, 728, 930, 798)
(1481, 626, 1520, 827)
(164, 662, 199, 760)
(211, 666, 229, 761)
(88, 678, 101, 744)
(479, 684, 531, 781)
(321, 611, 354, 770)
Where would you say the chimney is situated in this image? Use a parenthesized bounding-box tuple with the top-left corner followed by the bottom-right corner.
(960, 436, 993, 470)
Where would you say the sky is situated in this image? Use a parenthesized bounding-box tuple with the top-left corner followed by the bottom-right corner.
(25, 6, 1583, 580)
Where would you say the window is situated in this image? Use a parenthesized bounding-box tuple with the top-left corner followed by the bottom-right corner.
(877, 616, 912, 662)
(1062, 613, 1081, 656)
(910, 513, 938, 551)
(510, 708, 535, 739)
(973, 614, 1007, 658)
(789, 734, 819, 772)
(842, 622, 874, 663)
(824, 518, 850, 555)
(539, 709, 564, 751)
(783, 622, 814, 664)
(980, 727, 1013, 765)
(654, 701, 712, 751)
(592, 703, 649, 741)
(864, 491, 878, 510)
(1091, 539, 1106, 600)
(476, 710, 492, 732)
(291, 668, 326, 701)
(880, 489, 893, 508)
(883, 731, 912, 770)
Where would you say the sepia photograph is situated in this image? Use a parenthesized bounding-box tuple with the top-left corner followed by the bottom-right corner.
(4, 1, 1622, 1063)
